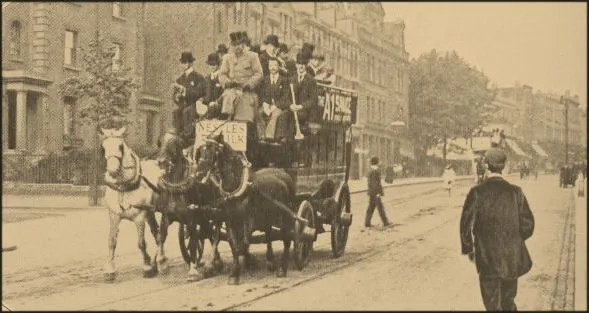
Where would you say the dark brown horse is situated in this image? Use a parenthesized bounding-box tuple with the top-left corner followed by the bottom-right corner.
(194, 133, 300, 285)
(155, 130, 224, 281)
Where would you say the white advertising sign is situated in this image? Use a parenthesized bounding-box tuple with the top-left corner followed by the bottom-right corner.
(195, 120, 248, 151)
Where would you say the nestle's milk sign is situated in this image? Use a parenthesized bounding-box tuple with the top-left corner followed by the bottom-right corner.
(195, 120, 247, 151)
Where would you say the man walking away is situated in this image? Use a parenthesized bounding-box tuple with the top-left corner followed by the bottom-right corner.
(365, 157, 391, 228)
(460, 148, 535, 311)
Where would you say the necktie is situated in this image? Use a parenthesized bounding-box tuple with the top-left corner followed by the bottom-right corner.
(299, 75, 304, 83)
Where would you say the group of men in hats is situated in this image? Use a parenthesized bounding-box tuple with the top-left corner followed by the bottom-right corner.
(172, 30, 335, 167)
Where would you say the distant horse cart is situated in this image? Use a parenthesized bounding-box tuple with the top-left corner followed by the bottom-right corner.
(157, 83, 358, 285)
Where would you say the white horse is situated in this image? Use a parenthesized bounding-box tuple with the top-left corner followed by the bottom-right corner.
(100, 127, 165, 281)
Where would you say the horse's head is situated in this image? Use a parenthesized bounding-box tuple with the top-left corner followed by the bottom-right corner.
(100, 127, 128, 177)
(156, 129, 186, 177)
(194, 133, 227, 184)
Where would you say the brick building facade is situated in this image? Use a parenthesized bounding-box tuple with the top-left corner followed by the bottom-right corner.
(3, 3, 410, 180)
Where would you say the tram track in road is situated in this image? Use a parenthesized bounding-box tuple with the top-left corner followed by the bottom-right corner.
(4, 182, 471, 311)
(76, 185, 464, 310)
(223, 196, 463, 311)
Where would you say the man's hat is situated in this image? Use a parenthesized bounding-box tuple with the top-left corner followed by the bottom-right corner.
(242, 31, 251, 46)
(370, 156, 380, 166)
(295, 53, 308, 65)
(206, 52, 220, 66)
(485, 148, 507, 168)
(278, 43, 289, 54)
(180, 52, 195, 63)
(311, 52, 325, 61)
(217, 44, 228, 54)
(263, 34, 280, 48)
(301, 43, 314, 60)
(229, 32, 247, 45)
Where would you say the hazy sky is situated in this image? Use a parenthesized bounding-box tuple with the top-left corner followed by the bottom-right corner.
(382, 2, 587, 109)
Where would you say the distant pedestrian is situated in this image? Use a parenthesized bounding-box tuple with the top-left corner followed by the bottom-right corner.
(441, 164, 456, 197)
(460, 148, 535, 311)
(364, 157, 391, 228)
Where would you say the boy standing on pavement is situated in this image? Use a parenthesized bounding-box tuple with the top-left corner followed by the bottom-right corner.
(364, 157, 391, 228)
(460, 148, 535, 311)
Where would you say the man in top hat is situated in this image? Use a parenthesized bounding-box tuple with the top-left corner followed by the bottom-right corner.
(200, 52, 224, 119)
(277, 43, 297, 80)
(173, 51, 207, 143)
(218, 31, 263, 161)
(217, 44, 229, 60)
(365, 156, 391, 228)
(290, 52, 319, 166)
(460, 147, 535, 311)
(259, 34, 281, 77)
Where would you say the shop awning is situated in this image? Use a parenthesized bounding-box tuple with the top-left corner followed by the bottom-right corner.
(471, 137, 492, 152)
(504, 138, 527, 157)
(531, 142, 549, 157)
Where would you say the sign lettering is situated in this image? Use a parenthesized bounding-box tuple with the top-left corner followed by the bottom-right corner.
(195, 120, 247, 151)
(317, 84, 356, 124)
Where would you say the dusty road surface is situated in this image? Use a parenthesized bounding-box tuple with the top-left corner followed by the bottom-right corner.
(2, 175, 581, 310)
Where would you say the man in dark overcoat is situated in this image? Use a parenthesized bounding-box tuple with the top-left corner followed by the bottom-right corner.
(201, 52, 223, 119)
(173, 52, 207, 143)
(364, 156, 390, 228)
(290, 52, 318, 166)
(460, 148, 535, 311)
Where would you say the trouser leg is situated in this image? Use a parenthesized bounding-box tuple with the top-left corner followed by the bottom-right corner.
(501, 278, 518, 311)
(479, 275, 501, 311)
(365, 196, 376, 226)
(173, 108, 183, 134)
(375, 197, 389, 225)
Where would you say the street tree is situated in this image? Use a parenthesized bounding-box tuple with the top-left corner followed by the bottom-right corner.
(58, 31, 140, 205)
(408, 49, 496, 169)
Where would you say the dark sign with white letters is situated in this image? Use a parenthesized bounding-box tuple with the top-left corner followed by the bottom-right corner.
(317, 83, 358, 125)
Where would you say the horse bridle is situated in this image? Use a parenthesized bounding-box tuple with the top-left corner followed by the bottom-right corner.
(102, 136, 140, 181)
(201, 140, 251, 201)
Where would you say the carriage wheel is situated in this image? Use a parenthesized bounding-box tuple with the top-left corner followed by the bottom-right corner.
(331, 187, 351, 258)
(178, 223, 204, 265)
(294, 200, 315, 271)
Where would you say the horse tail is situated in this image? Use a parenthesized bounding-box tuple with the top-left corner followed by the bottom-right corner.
(252, 188, 298, 222)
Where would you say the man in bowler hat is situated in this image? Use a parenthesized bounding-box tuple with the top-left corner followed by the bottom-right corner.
(460, 147, 535, 311)
(365, 156, 391, 228)
(173, 52, 206, 143)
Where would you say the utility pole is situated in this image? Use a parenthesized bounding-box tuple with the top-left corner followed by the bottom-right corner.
(560, 94, 577, 165)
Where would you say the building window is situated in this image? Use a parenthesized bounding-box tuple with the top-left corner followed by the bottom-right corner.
(112, 2, 122, 17)
(64, 30, 77, 66)
(63, 96, 76, 136)
(9, 21, 22, 60)
(111, 43, 122, 71)
(216, 11, 223, 33)
(145, 110, 157, 146)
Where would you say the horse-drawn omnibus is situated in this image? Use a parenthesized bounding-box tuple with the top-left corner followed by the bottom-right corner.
(159, 83, 358, 284)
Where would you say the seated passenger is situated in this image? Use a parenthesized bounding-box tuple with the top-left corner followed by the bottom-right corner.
(218, 31, 263, 163)
(200, 52, 224, 119)
(259, 58, 292, 142)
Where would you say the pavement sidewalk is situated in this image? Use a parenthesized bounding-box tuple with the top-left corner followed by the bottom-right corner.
(2, 175, 473, 210)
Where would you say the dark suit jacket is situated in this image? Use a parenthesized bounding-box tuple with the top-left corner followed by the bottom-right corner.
(367, 167, 384, 197)
(460, 177, 534, 279)
(176, 71, 207, 109)
(258, 51, 274, 77)
(203, 72, 223, 104)
(291, 73, 318, 124)
(259, 74, 291, 110)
